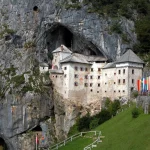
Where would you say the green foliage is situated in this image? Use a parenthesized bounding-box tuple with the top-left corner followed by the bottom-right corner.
(4, 65, 16, 76)
(89, 118, 99, 130)
(132, 107, 140, 118)
(77, 114, 91, 131)
(68, 124, 78, 136)
(110, 22, 122, 34)
(48, 52, 53, 60)
(24, 41, 36, 49)
(11, 74, 25, 88)
(65, 3, 81, 10)
(110, 100, 121, 116)
(0, 24, 15, 38)
(131, 91, 139, 98)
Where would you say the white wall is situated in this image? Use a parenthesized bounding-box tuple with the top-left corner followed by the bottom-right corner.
(39, 66, 49, 73)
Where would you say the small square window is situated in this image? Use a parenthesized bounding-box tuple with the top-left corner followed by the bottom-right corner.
(98, 68, 101, 71)
(56, 75, 57, 78)
(98, 76, 100, 79)
(75, 66, 78, 71)
(118, 70, 121, 74)
(91, 68, 93, 72)
(123, 69, 125, 74)
(105, 82, 107, 85)
(90, 76, 93, 79)
(80, 67, 83, 71)
(85, 68, 88, 71)
(114, 91, 116, 93)
(114, 82, 116, 84)
(123, 90, 125, 93)
(90, 83, 93, 87)
(85, 75, 88, 79)
(105, 73, 107, 76)
(84, 83, 88, 87)
(98, 83, 100, 87)
(118, 90, 120, 92)
(74, 74, 78, 78)
(132, 69, 134, 74)
(132, 79, 134, 84)
(74, 82, 78, 86)
(64, 74, 67, 78)
(97, 91, 99, 93)
(114, 73, 116, 75)
(64, 67, 67, 70)
(123, 79, 125, 84)
(91, 89, 93, 92)
(105, 91, 107, 93)
(118, 79, 120, 84)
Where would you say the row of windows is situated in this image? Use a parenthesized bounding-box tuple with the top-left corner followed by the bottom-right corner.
(74, 74, 101, 79)
(74, 82, 100, 87)
(105, 69, 134, 76)
(64, 66, 101, 72)
(118, 79, 134, 84)
(104, 90, 126, 93)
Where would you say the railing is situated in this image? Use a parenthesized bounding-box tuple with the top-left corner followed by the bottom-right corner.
(83, 131, 101, 150)
(49, 131, 101, 150)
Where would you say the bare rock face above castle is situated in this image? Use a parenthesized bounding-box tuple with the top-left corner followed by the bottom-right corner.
(0, 0, 137, 149)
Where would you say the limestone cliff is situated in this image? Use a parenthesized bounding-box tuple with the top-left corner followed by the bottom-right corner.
(0, 0, 136, 149)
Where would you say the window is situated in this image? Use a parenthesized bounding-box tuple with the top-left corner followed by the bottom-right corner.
(85, 68, 88, 71)
(97, 91, 99, 93)
(91, 89, 93, 92)
(105, 91, 107, 93)
(98, 68, 101, 71)
(64, 67, 67, 70)
(118, 90, 120, 92)
(132, 79, 134, 84)
(114, 82, 116, 84)
(75, 66, 78, 71)
(98, 76, 100, 79)
(90, 76, 93, 79)
(98, 83, 100, 87)
(118, 79, 120, 84)
(118, 70, 121, 74)
(114, 91, 116, 93)
(74, 74, 78, 78)
(56, 75, 57, 78)
(91, 68, 93, 72)
(114, 73, 116, 75)
(132, 69, 134, 74)
(84, 83, 88, 87)
(64, 74, 67, 78)
(105, 82, 107, 85)
(123, 90, 125, 93)
(90, 83, 93, 87)
(123, 69, 125, 74)
(80, 67, 83, 71)
(123, 79, 125, 84)
(105, 73, 107, 76)
(85, 75, 88, 79)
(74, 82, 78, 86)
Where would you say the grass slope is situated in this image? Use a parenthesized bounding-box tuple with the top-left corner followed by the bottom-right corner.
(59, 106, 150, 150)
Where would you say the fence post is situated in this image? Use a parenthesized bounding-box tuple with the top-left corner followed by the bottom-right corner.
(71, 136, 72, 141)
(64, 140, 65, 146)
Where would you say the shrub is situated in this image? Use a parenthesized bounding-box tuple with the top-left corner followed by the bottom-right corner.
(24, 41, 36, 49)
(89, 118, 99, 129)
(110, 22, 122, 34)
(132, 107, 140, 118)
(110, 100, 121, 116)
(77, 114, 90, 131)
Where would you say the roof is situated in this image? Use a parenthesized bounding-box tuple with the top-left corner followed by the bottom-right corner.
(52, 45, 72, 53)
(60, 53, 90, 64)
(87, 55, 108, 62)
(49, 69, 64, 74)
(116, 50, 144, 64)
(103, 62, 116, 69)
(39, 62, 49, 67)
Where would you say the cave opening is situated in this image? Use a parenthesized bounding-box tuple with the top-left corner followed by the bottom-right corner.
(33, 6, 38, 11)
(0, 138, 8, 150)
(31, 125, 42, 132)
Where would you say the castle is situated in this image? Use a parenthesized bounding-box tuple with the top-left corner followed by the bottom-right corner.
(47, 45, 144, 108)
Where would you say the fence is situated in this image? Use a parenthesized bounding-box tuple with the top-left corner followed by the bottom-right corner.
(49, 131, 101, 150)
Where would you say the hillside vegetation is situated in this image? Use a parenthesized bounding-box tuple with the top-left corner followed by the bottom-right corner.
(59, 106, 150, 150)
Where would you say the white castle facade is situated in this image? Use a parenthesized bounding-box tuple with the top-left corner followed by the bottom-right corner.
(47, 45, 144, 109)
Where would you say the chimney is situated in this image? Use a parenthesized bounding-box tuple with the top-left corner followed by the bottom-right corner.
(60, 45, 64, 51)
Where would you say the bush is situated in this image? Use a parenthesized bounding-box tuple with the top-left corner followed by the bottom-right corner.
(77, 114, 90, 131)
(110, 100, 121, 116)
(132, 107, 140, 118)
(89, 118, 99, 129)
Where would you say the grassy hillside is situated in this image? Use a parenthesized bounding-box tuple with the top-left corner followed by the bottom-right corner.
(59, 106, 150, 150)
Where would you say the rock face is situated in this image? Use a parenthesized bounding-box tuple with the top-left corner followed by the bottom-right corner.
(0, 0, 137, 149)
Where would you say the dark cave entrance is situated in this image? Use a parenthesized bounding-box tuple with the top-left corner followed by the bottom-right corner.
(31, 125, 42, 132)
(45, 24, 107, 59)
(0, 138, 8, 150)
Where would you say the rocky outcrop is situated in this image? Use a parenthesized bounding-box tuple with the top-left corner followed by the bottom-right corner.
(0, 0, 137, 149)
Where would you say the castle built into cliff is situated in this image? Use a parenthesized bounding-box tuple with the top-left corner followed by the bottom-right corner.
(47, 45, 144, 109)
